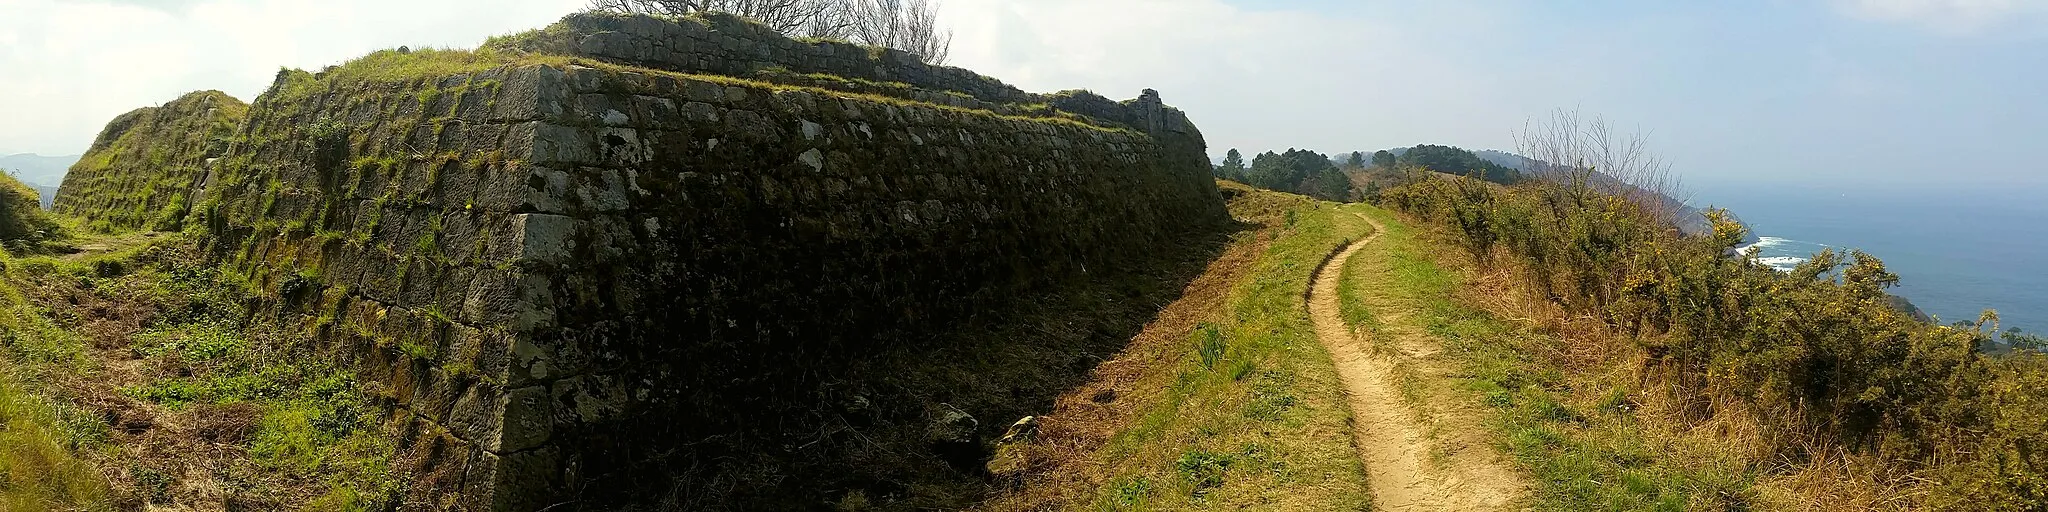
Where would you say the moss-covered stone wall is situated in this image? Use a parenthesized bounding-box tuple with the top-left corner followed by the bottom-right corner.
(67, 31, 1223, 508)
(189, 62, 550, 510)
(55, 90, 247, 231)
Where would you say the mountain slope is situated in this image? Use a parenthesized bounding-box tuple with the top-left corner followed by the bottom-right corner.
(0, 154, 80, 207)
(0, 153, 79, 187)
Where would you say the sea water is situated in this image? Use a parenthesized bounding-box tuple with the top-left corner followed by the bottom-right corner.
(1699, 181, 2047, 335)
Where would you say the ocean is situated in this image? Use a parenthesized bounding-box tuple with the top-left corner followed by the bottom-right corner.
(1698, 181, 2048, 335)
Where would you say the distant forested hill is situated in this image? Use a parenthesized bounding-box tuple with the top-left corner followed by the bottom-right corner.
(1343, 146, 1752, 241)
(1400, 145, 1523, 184)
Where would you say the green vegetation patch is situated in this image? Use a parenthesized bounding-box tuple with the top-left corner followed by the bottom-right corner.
(0, 369, 113, 510)
(56, 90, 245, 234)
(0, 232, 399, 509)
(1342, 205, 1754, 510)
(1079, 187, 1374, 510)
(0, 172, 62, 251)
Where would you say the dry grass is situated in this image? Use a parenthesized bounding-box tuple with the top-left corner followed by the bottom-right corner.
(978, 188, 1277, 510)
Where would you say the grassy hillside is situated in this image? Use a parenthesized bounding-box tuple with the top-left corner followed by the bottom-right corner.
(0, 172, 61, 251)
(1373, 172, 2048, 509)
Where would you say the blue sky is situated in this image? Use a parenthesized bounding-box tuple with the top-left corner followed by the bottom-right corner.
(3, 0, 2045, 195)
(1203, 0, 2048, 191)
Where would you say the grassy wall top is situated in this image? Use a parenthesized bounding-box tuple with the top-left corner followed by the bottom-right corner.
(254, 47, 1128, 135)
(481, 12, 1195, 134)
(55, 90, 248, 232)
(486, 11, 1035, 104)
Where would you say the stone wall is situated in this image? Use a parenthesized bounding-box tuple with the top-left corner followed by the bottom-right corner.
(497, 12, 1034, 105)
(56, 91, 246, 231)
(148, 42, 1225, 508)
(490, 12, 1204, 138)
(195, 64, 558, 510)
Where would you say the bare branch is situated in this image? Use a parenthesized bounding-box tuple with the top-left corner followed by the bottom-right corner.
(587, 0, 841, 35)
(588, 0, 952, 64)
(1515, 108, 1687, 228)
(1515, 108, 1690, 228)
(837, 0, 953, 64)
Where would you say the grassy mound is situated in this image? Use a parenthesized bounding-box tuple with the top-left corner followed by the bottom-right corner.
(0, 172, 60, 250)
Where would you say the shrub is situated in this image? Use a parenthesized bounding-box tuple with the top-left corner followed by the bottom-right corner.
(0, 172, 60, 248)
(1380, 172, 2047, 507)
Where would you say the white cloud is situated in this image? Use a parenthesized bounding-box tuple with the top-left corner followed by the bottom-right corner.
(939, 0, 1572, 159)
(1, 0, 1600, 162)
(0, 0, 585, 156)
(1836, 0, 2048, 34)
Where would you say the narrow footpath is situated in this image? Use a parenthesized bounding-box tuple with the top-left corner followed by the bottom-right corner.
(1306, 214, 1523, 511)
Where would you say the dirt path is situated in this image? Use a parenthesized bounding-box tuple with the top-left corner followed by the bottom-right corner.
(1308, 213, 1522, 511)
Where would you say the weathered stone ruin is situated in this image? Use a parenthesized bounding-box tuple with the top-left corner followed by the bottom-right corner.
(58, 11, 1224, 510)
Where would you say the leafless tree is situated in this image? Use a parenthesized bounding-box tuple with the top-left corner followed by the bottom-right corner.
(842, 0, 952, 64)
(1515, 108, 1691, 227)
(588, 0, 952, 64)
(587, 0, 846, 37)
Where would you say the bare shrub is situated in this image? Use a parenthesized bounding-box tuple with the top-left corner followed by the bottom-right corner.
(1515, 108, 1690, 229)
(588, 0, 953, 64)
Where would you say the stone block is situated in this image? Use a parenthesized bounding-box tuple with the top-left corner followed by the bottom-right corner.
(499, 386, 554, 452)
(447, 382, 506, 449)
(549, 375, 627, 426)
(461, 269, 520, 326)
(595, 128, 651, 167)
(526, 123, 599, 167)
(512, 213, 575, 264)
(509, 335, 555, 386)
(489, 446, 563, 512)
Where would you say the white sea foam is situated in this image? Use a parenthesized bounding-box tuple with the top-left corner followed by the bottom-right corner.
(1755, 256, 1807, 271)
(1749, 236, 1792, 249)
(1737, 236, 1828, 253)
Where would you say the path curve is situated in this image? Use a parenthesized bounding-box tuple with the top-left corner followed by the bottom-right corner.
(1308, 213, 1520, 511)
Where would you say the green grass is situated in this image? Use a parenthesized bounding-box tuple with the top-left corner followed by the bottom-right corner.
(264, 45, 1129, 135)
(0, 369, 112, 511)
(1341, 205, 1757, 510)
(0, 231, 399, 508)
(55, 90, 242, 234)
(0, 251, 113, 509)
(1335, 240, 1381, 332)
(1074, 188, 1375, 511)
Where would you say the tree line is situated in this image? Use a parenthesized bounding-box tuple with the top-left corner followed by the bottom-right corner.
(1213, 148, 1350, 202)
(1213, 144, 1526, 203)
